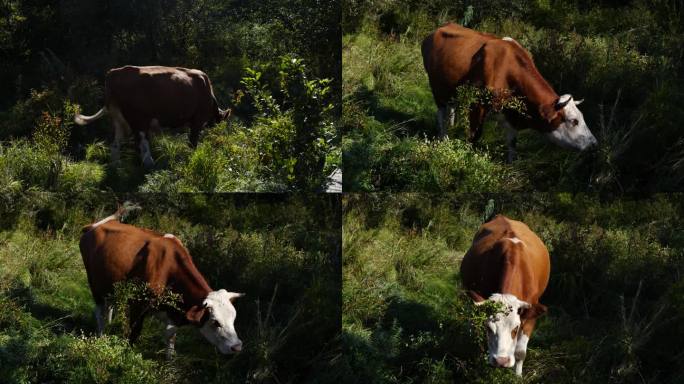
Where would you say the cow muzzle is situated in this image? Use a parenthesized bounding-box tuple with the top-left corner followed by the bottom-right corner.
(490, 355, 514, 368)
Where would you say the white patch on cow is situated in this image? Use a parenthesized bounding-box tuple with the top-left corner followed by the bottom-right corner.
(479, 293, 530, 370)
(505, 237, 524, 245)
(198, 289, 244, 354)
(545, 94, 597, 151)
(164, 233, 184, 246)
(514, 333, 529, 376)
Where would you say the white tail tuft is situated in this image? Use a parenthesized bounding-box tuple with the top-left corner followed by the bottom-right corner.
(83, 201, 141, 233)
(74, 107, 107, 126)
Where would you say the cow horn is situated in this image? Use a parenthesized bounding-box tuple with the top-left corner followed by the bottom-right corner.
(574, 98, 584, 105)
(555, 96, 572, 110)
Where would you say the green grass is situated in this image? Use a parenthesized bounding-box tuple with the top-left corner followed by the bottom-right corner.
(343, 0, 684, 192)
(0, 193, 342, 384)
(0, 56, 339, 194)
(342, 193, 684, 383)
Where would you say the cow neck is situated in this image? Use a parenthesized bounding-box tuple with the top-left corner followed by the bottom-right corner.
(510, 58, 559, 125)
(497, 249, 525, 299)
(172, 251, 212, 308)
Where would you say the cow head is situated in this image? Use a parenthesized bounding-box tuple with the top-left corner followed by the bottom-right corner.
(543, 94, 597, 151)
(188, 289, 245, 354)
(471, 293, 546, 369)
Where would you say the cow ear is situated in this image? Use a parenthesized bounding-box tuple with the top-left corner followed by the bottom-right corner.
(186, 304, 207, 324)
(539, 102, 559, 123)
(466, 290, 486, 304)
(227, 292, 245, 303)
(520, 303, 547, 320)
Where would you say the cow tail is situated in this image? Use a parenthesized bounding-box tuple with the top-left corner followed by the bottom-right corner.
(482, 199, 497, 223)
(74, 107, 107, 126)
(81, 201, 141, 233)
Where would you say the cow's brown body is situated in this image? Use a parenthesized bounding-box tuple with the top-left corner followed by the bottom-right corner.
(80, 219, 211, 340)
(75, 66, 230, 167)
(104, 66, 224, 145)
(422, 23, 566, 140)
(461, 215, 550, 337)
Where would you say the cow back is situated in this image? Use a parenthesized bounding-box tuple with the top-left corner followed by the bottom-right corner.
(105, 66, 218, 129)
(461, 215, 550, 304)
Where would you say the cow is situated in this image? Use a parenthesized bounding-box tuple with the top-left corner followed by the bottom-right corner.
(74, 66, 231, 168)
(422, 23, 596, 162)
(79, 207, 244, 358)
(460, 215, 550, 376)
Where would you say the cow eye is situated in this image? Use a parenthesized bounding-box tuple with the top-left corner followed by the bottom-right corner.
(572, 119, 579, 126)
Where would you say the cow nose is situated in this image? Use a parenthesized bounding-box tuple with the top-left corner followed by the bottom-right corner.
(495, 356, 510, 367)
(231, 342, 242, 353)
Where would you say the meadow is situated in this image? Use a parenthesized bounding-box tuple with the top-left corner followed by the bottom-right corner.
(342, 0, 684, 193)
(0, 192, 342, 383)
(0, 0, 340, 193)
(342, 193, 684, 383)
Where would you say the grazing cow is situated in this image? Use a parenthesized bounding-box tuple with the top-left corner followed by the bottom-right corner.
(74, 66, 231, 168)
(422, 23, 596, 161)
(460, 215, 550, 376)
(79, 207, 244, 358)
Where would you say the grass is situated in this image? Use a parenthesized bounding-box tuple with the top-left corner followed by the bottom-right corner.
(0, 193, 342, 384)
(0, 56, 339, 193)
(343, 0, 684, 192)
(342, 193, 684, 383)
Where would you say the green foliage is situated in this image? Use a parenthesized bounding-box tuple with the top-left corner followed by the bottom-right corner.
(239, 56, 337, 190)
(344, 0, 684, 192)
(0, 193, 341, 383)
(342, 193, 684, 383)
(0, 1, 340, 193)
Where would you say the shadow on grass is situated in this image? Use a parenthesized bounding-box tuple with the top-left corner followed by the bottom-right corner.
(352, 85, 440, 139)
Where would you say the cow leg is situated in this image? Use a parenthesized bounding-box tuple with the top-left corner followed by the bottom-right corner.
(138, 131, 155, 169)
(94, 304, 106, 336)
(506, 126, 518, 163)
(515, 319, 536, 376)
(109, 106, 128, 164)
(436, 106, 447, 139)
(468, 105, 487, 142)
(165, 322, 178, 360)
(494, 114, 518, 163)
(111, 120, 125, 164)
(447, 106, 455, 128)
(189, 121, 203, 147)
(128, 304, 147, 343)
(94, 300, 115, 336)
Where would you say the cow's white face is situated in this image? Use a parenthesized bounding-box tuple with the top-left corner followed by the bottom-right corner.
(478, 293, 529, 369)
(198, 289, 244, 354)
(546, 94, 597, 151)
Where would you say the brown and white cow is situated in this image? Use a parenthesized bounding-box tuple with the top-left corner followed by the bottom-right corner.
(460, 215, 550, 376)
(74, 66, 231, 168)
(422, 23, 596, 161)
(79, 208, 243, 358)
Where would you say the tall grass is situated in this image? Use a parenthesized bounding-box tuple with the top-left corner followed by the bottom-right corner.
(342, 193, 684, 383)
(343, 0, 684, 192)
(0, 193, 342, 383)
